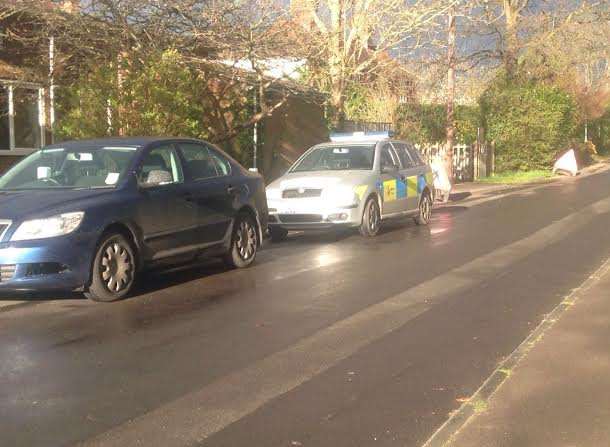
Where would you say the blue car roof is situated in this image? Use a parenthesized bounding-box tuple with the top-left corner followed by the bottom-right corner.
(44, 137, 183, 150)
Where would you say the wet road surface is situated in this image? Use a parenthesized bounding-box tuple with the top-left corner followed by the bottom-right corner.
(2, 169, 610, 447)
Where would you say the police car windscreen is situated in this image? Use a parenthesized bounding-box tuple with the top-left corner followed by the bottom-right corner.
(291, 145, 375, 172)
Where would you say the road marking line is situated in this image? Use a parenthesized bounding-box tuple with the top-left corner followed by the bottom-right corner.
(421, 256, 610, 447)
(81, 194, 610, 447)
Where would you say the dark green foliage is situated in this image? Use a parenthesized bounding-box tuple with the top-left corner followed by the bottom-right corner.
(54, 50, 256, 166)
(480, 77, 579, 171)
(394, 103, 481, 146)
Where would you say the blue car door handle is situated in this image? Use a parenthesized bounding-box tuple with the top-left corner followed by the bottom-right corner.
(181, 192, 196, 202)
(227, 185, 240, 195)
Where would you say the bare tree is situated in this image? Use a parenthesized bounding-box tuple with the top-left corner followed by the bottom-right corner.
(292, 0, 457, 127)
(445, 5, 456, 179)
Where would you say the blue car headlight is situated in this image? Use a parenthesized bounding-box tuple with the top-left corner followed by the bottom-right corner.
(10, 212, 85, 242)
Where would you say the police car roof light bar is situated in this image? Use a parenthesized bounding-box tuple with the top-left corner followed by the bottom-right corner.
(329, 130, 394, 143)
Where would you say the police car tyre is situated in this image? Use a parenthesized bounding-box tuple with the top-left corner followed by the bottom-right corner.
(360, 196, 381, 237)
(415, 192, 432, 226)
(224, 212, 258, 269)
(85, 233, 136, 302)
(269, 226, 288, 242)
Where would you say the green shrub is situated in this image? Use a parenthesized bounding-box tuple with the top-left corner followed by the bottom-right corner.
(394, 103, 480, 145)
(480, 78, 579, 171)
(54, 50, 256, 165)
(54, 66, 117, 140)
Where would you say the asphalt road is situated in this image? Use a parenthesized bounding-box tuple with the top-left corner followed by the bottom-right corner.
(2, 168, 610, 447)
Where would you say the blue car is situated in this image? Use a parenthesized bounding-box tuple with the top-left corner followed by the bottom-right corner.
(0, 137, 268, 302)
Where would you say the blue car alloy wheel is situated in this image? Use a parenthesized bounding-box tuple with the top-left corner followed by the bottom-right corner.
(224, 212, 259, 269)
(85, 232, 137, 302)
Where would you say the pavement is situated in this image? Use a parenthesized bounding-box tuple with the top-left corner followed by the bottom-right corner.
(448, 159, 610, 205)
(444, 257, 610, 447)
(2, 162, 610, 447)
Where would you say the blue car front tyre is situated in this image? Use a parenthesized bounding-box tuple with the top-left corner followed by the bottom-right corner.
(85, 233, 136, 302)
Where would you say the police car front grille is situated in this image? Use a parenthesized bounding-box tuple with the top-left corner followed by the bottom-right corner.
(0, 264, 16, 282)
(282, 188, 322, 199)
(279, 214, 324, 223)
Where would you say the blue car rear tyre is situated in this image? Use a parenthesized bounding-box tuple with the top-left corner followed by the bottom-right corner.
(224, 213, 258, 269)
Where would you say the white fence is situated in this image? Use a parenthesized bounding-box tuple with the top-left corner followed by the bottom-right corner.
(417, 143, 480, 182)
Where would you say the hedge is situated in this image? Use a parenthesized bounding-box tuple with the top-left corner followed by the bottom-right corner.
(480, 79, 579, 171)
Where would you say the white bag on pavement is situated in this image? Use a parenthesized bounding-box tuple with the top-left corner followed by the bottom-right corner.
(430, 158, 452, 201)
(553, 149, 579, 176)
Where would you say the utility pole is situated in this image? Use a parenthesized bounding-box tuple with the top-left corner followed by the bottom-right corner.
(445, 7, 456, 181)
(253, 85, 258, 171)
(49, 36, 55, 143)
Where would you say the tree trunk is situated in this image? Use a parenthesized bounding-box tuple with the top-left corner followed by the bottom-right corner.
(328, 0, 345, 130)
(330, 79, 345, 129)
(503, 0, 520, 77)
(445, 9, 456, 182)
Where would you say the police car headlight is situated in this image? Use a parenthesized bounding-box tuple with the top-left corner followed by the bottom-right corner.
(324, 186, 358, 207)
(11, 212, 85, 241)
(266, 187, 281, 201)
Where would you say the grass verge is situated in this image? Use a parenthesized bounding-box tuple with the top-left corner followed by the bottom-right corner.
(477, 170, 553, 184)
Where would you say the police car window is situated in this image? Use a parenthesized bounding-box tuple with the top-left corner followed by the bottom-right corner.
(407, 146, 425, 165)
(392, 143, 416, 169)
(291, 145, 375, 172)
(380, 145, 399, 169)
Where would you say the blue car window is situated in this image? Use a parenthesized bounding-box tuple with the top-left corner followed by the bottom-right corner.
(207, 148, 232, 176)
(0, 146, 138, 190)
(178, 143, 224, 180)
(138, 146, 184, 185)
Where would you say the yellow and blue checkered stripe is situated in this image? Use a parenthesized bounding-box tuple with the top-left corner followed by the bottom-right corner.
(382, 174, 430, 202)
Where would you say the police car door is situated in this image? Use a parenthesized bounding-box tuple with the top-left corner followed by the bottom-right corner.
(379, 143, 408, 215)
(408, 145, 433, 203)
(392, 142, 421, 212)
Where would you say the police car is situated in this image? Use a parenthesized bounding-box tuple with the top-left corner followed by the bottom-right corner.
(265, 131, 434, 240)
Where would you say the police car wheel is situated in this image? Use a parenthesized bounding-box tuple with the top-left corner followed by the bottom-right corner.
(360, 197, 381, 237)
(415, 192, 432, 226)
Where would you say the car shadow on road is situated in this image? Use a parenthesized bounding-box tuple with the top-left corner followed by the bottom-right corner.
(133, 259, 230, 295)
(449, 191, 472, 202)
(266, 228, 356, 248)
(0, 291, 85, 308)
